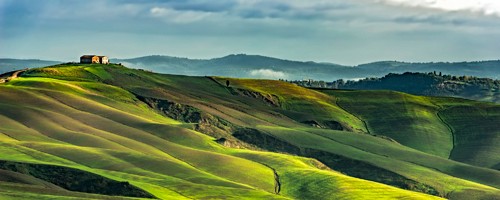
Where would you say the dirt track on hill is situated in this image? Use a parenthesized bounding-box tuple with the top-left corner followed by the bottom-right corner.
(10, 70, 24, 79)
(0, 69, 26, 83)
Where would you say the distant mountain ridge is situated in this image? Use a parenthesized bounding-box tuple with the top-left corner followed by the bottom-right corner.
(2, 55, 499, 80)
(114, 54, 350, 80)
(116, 54, 500, 80)
(0, 58, 61, 74)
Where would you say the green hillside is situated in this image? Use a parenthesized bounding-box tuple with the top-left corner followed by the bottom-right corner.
(433, 98, 500, 169)
(319, 90, 453, 158)
(0, 63, 498, 199)
(317, 89, 500, 169)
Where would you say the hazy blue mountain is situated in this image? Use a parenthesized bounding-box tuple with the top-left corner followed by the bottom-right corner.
(114, 54, 365, 80)
(0, 59, 61, 74)
(116, 55, 500, 80)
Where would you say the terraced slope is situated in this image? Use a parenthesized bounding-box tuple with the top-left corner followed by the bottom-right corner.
(0, 63, 498, 199)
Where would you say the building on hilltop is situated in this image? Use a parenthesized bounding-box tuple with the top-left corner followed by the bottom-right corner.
(98, 56, 109, 64)
(80, 55, 109, 64)
(80, 55, 99, 64)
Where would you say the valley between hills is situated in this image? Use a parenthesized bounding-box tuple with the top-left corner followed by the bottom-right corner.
(0, 63, 499, 199)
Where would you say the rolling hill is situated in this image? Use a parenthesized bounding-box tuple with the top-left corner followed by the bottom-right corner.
(0, 63, 499, 199)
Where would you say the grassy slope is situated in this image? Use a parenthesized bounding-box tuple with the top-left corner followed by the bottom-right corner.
(0, 64, 441, 199)
(319, 89, 500, 169)
(216, 78, 367, 132)
(321, 90, 453, 158)
(432, 97, 500, 169)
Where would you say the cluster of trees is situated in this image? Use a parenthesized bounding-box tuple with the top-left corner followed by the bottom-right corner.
(287, 72, 500, 103)
(284, 79, 332, 88)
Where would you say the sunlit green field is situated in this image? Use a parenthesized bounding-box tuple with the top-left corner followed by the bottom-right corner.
(0, 64, 498, 199)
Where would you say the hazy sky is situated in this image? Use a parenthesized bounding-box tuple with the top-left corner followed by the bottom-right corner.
(1, 0, 500, 65)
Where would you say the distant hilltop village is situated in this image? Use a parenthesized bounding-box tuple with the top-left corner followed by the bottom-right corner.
(80, 55, 109, 64)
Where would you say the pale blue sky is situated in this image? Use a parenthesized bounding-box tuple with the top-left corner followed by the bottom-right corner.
(1, 0, 500, 65)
